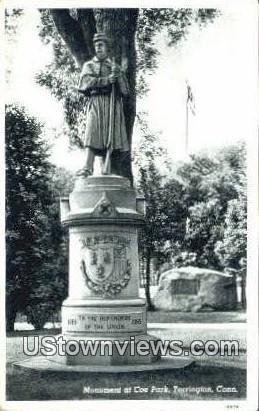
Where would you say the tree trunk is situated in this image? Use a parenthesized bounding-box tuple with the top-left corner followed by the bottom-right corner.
(50, 8, 138, 184)
(6, 296, 17, 332)
(93, 9, 138, 185)
(241, 274, 246, 310)
(145, 252, 155, 311)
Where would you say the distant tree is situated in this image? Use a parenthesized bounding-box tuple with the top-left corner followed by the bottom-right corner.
(51, 166, 75, 196)
(177, 154, 218, 206)
(215, 192, 247, 310)
(135, 119, 186, 309)
(215, 196, 246, 264)
(25, 167, 74, 329)
(213, 144, 246, 271)
(184, 198, 224, 268)
(171, 250, 198, 268)
(176, 143, 246, 270)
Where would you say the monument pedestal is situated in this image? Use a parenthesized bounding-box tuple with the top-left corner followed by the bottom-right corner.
(57, 174, 160, 365)
(13, 174, 194, 373)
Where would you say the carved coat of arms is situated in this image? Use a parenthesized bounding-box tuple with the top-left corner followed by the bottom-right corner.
(80, 236, 131, 297)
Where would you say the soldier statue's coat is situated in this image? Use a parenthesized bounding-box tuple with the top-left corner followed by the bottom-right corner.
(78, 56, 129, 155)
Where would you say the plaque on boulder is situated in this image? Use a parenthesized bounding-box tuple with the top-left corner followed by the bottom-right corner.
(171, 278, 200, 295)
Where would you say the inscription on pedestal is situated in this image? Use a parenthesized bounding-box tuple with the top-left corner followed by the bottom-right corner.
(64, 312, 144, 333)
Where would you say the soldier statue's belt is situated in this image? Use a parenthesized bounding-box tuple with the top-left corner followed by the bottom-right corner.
(89, 86, 112, 96)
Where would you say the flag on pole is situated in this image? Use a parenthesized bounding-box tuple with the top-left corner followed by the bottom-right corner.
(185, 80, 196, 156)
(186, 81, 196, 115)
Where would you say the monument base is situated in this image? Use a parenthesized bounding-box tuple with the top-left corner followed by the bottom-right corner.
(58, 297, 160, 365)
(48, 333, 161, 366)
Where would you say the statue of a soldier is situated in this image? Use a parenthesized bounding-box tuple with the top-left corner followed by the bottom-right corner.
(77, 32, 130, 178)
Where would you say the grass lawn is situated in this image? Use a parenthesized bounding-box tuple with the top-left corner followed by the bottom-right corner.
(147, 310, 246, 323)
(6, 363, 246, 401)
(6, 331, 246, 401)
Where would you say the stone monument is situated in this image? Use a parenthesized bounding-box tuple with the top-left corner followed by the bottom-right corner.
(14, 32, 192, 372)
(57, 32, 160, 366)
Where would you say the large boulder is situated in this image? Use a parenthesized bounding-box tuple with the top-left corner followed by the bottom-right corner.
(153, 266, 237, 312)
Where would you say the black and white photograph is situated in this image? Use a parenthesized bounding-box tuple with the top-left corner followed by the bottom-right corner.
(2, 1, 258, 410)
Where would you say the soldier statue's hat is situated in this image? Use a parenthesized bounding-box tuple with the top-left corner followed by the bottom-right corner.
(93, 32, 110, 44)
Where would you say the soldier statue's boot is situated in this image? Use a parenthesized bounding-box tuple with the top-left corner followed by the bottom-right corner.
(76, 167, 92, 178)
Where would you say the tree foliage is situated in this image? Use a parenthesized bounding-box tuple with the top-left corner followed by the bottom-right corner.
(23, 167, 74, 329)
(6, 104, 51, 330)
(175, 143, 246, 270)
(5, 9, 24, 85)
(135, 118, 187, 308)
(136, 9, 219, 75)
(215, 196, 246, 270)
(5, 105, 72, 330)
(5, 9, 23, 35)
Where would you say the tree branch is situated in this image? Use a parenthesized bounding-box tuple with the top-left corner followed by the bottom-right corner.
(77, 9, 96, 57)
(50, 9, 93, 67)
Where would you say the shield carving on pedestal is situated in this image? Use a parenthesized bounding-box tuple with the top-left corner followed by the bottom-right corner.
(83, 245, 114, 284)
(80, 238, 131, 297)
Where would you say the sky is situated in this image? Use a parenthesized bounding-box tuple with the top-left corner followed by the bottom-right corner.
(5, 5, 257, 172)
